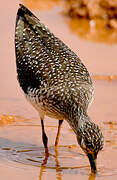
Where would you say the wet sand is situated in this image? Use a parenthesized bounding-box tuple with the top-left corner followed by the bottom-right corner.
(0, 0, 117, 179)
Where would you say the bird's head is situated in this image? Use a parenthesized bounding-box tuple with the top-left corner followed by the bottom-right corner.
(77, 119, 104, 173)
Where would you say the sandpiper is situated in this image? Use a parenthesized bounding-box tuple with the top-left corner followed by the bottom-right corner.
(15, 4, 104, 173)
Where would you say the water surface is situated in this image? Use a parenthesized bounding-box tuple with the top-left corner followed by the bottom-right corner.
(0, 0, 117, 179)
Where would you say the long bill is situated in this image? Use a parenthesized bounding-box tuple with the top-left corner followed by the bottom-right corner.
(87, 153, 97, 174)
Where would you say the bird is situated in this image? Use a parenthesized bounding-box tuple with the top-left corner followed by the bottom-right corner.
(15, 4, 104, 173)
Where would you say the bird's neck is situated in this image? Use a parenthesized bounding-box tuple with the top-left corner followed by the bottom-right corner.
(66, 107, 91, 135)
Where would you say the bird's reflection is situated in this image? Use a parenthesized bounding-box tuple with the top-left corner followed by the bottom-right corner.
(38, 146, 97, 180)
(88, 172, 96, 180)
(39, 148, 49, 180)
(55, 146, 62, 180)
(38, 146, 62, 180)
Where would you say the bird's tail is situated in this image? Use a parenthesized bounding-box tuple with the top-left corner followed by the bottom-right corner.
(16, 4, 39, 27)
(15, 4, 53, 41)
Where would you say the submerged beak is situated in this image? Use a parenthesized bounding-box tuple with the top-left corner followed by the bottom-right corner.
(88, 153, 97, 174)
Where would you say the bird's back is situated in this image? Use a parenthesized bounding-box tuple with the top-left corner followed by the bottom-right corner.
(15, 4, 94, 120)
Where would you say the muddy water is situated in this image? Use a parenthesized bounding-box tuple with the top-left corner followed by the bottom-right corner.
(0, 0, 117, 179)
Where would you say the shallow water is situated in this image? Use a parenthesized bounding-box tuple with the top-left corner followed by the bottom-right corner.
(0, 0, 117, 179)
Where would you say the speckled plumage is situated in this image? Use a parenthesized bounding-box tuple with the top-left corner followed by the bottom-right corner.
(15, 4, 104, 173)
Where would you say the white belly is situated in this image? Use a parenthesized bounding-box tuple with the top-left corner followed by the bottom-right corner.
(25, 93, 64, 120)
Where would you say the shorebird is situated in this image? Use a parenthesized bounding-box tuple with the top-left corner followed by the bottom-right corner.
(15, 4, 104, 173)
